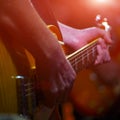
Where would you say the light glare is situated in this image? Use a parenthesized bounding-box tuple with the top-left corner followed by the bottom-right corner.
(96, 0, 108, 3)
(85, 0, 116, 9)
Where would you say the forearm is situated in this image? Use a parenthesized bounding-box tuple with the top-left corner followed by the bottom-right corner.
(0, 0, 65, 61)
(58, 22, 112, 50)
(31, 0, 58, 27)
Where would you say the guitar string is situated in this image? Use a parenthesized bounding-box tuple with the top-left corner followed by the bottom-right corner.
(71, 48, 97, 63)
(69, 47, 97, 65)
(68, 44, 97, 64)
(70, 50, 97, 68)
(68, 46, 97, 71)
(68, 43, 97, 62)
(70, 50, 97, 65)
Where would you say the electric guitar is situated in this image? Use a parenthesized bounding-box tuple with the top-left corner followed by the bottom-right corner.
(0, 16, 116, 120)
(0, 26, 98, 119)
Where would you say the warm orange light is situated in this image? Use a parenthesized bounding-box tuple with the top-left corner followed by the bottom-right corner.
(95, 0, 109, 3)
(86, 0, 115, 6)
(91, 0, 114, 4)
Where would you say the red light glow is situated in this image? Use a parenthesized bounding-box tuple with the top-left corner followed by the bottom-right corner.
(94, 0, 110, 3)
(85, 0, 117, 8)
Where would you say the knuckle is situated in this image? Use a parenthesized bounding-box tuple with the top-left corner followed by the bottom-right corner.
(51, 87, 58, 94)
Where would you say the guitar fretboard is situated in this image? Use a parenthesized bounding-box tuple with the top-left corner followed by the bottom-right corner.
(67, 39, 98, 73)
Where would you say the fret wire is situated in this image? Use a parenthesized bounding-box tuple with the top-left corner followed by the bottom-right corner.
(68, 43, 97, 62)
(71, 51, 97, 72)
(70, 51, 96, 67)
(68, 45, 97, 64)
(77, 46, 97, 62)
(74, 57, 79, 71)
(66, 40, 98, 73)
(72, 54, 92, 66)
(70, 49, 97, 67)
(66, 39, 98, 60)
(72, 47, 97, 62)
(76, 44, 96, 59)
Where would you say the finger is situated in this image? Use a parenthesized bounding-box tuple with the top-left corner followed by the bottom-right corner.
(103, 31, 112, 44)
(60, 60, 76, 88)
(95, 44, 104, 64)
(98, 39, 111, 62)
(41, 75, 59, 107)
(103, 48, 111, 62)
(55, 67, 75, 104)
(98, 38, 107, 49)
(56, 73, 73, 103)
(49, 72, 70, 105)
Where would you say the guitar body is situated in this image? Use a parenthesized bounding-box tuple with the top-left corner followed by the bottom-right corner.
(0, 25, 63, 120)
(0, 23, 117, 119)
(0, 39, 18, 113)
(70, 69, 117, 116)
(0, 38, 37, 117)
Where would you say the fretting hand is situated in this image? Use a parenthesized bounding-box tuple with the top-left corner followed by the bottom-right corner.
(58, 22, 112, 65)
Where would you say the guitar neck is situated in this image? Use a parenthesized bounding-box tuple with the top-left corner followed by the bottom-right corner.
(66, 39, 98, 73)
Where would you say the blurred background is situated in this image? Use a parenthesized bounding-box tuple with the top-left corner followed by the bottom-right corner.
(50, 0, 120, 120)
(0, 0, 120, 120)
